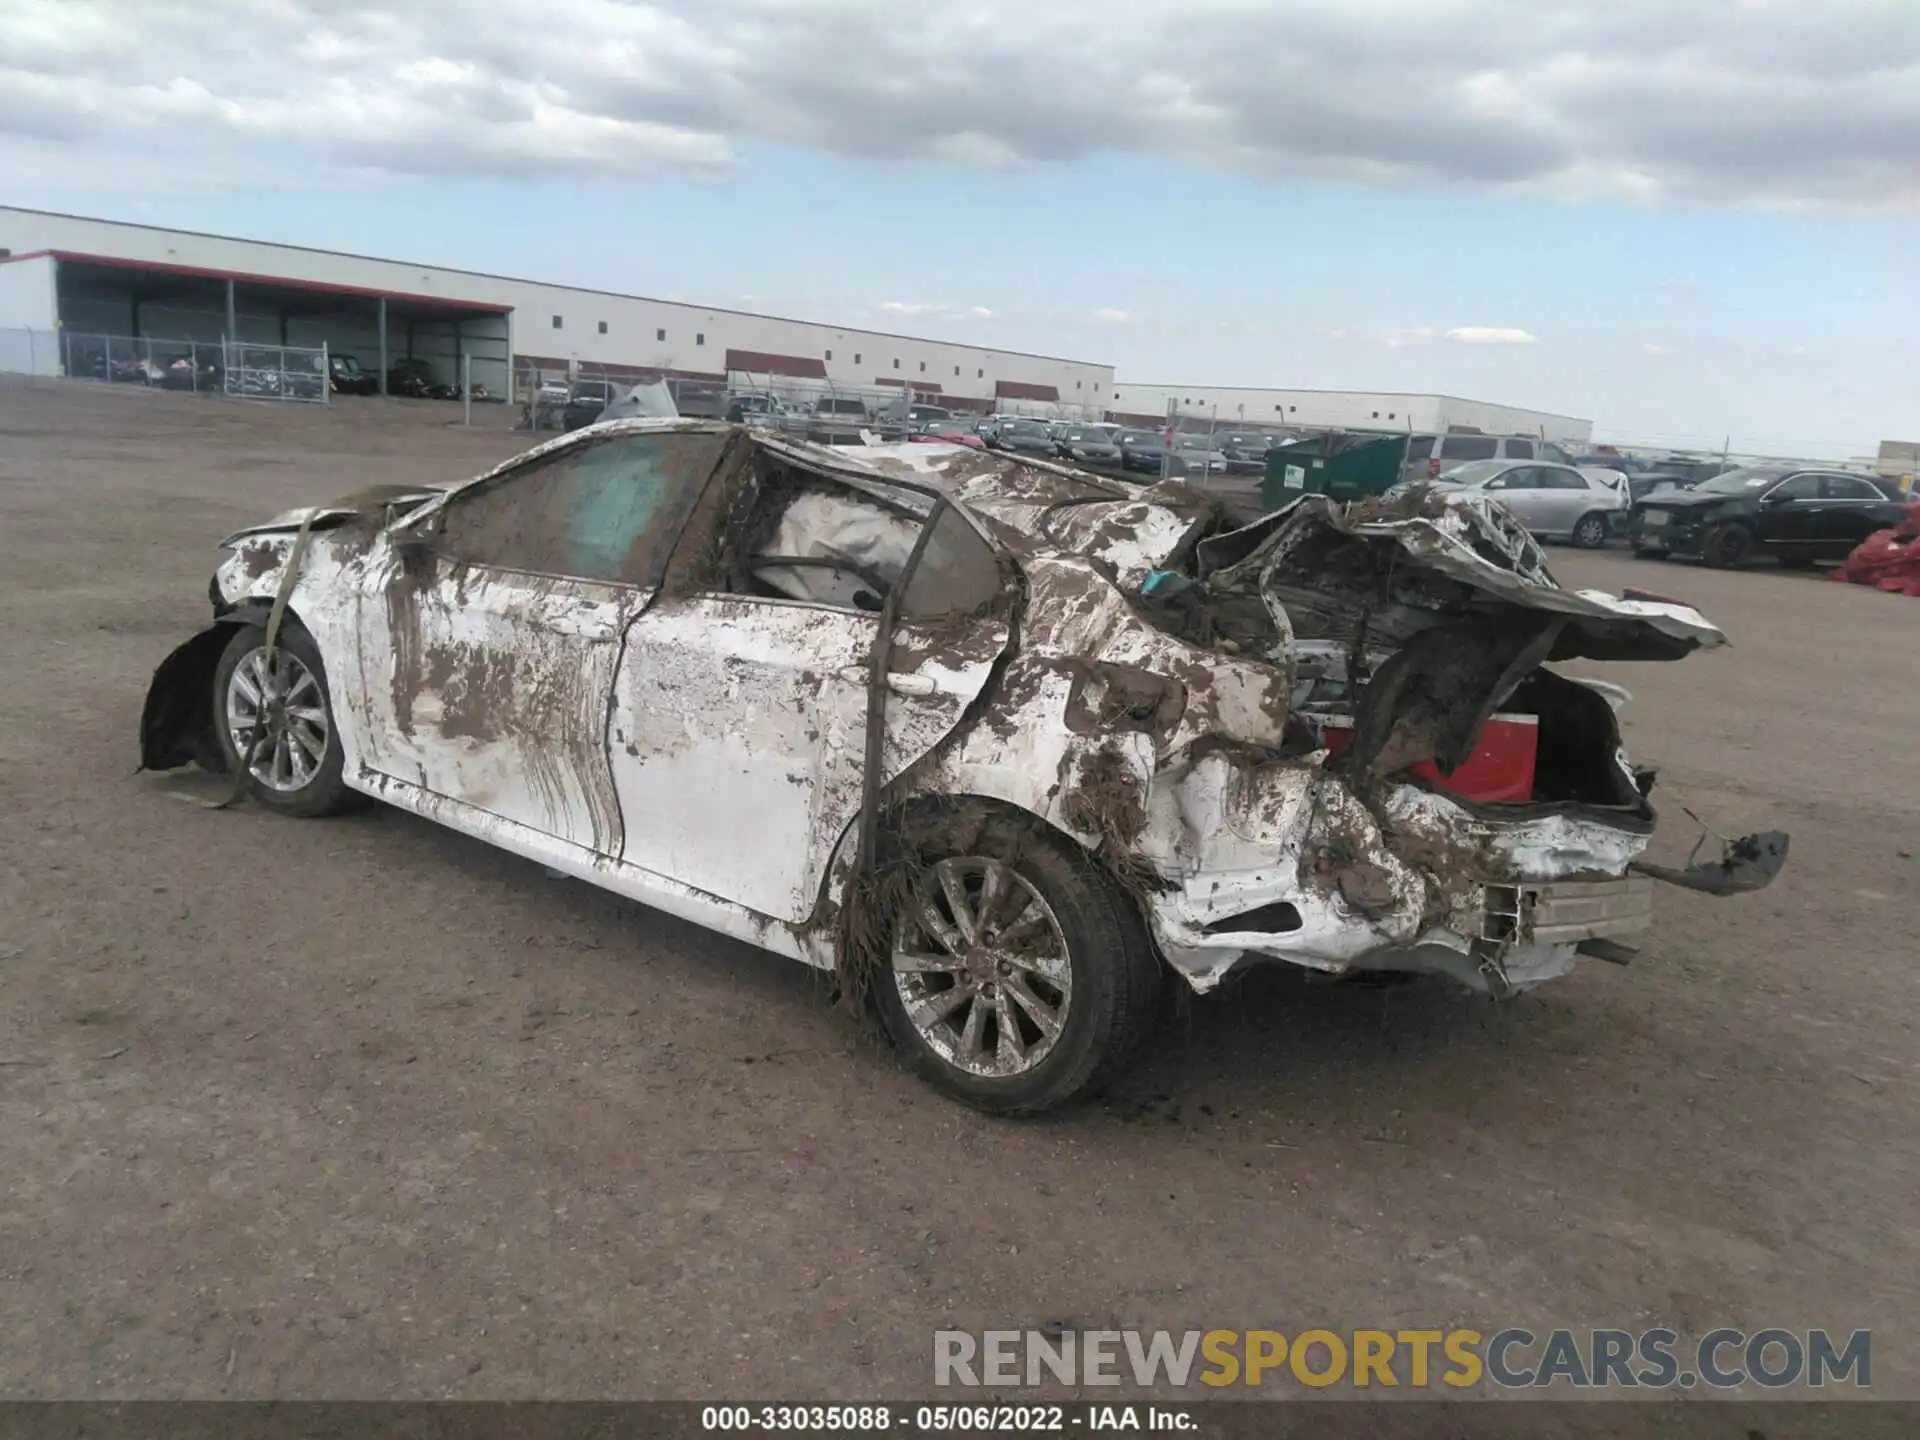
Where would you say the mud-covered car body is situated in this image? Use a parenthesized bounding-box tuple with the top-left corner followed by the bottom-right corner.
(143, 424, 1783, 1062)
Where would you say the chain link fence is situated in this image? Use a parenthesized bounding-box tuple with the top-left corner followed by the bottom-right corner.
(510, 361, 1108, 435)
(0, 329, 332, 404)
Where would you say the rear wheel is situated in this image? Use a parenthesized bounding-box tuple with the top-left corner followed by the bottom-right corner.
(212, 622, 351, 817)
(1571, 512, 1610, 549)
(871, 807, 1163, 1116)
(1700, 521, 1755, 569)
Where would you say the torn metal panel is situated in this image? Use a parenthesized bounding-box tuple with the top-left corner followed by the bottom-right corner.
(1635, 829, 1790, 895)
(1202, 493, 1728, 661)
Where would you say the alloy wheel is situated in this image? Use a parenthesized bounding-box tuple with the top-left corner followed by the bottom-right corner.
(891, 857, 1073, 1079)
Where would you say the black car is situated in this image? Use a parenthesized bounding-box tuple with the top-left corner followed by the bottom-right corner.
(1630, 466, 1907, 568)
(1119, 429, 1177, 476)
(991, 418, 1056, 456)
(563, 379, 616, 431)
(1053, 427, 1123, 467)
(325, 353, 380, 396)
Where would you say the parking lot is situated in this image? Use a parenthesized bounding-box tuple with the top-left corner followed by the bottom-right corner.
(1, 380, 1916, 1408)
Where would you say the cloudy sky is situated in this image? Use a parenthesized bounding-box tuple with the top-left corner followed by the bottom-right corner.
(4, 0, 1917, 454)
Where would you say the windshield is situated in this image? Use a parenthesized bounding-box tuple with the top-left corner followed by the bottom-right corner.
(1173, 435, 1214, 450)
(1694, 467, 1789, 495)
(1121, 430, 1160, 446)
(1065, 431, 1109, 445)
(1004, 420, 1046, 435)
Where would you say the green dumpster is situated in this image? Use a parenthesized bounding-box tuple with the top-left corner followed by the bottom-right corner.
(1262, 434, 1410, 509)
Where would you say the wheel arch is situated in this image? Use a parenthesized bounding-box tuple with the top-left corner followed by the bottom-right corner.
(138, 601, 318, 774)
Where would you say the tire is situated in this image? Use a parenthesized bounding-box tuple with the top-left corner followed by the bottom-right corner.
(211, 621, 351, 818)
(1699, 521, 1755, 569)
(869, 805, 1164, 1117)
(1632, 547, 1667, 560)
(1571, 512, 1610, 549)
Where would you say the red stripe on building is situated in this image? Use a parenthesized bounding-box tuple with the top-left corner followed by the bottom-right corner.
(725, 349, 828, 380)
(994, 379, 1060, 402)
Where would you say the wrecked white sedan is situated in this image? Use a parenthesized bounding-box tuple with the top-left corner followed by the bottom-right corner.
(141, 421, 1786, 1115)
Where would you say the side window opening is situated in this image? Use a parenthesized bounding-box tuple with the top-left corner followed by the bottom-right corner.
(705, 461, 1003, 619)
(429, 432, 729, 587)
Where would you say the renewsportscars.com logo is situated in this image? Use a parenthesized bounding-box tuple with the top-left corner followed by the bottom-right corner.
(933, 1328, 1872, 1391)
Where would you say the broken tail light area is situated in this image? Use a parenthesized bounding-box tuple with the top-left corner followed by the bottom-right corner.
(1132, 750, 1663, 997)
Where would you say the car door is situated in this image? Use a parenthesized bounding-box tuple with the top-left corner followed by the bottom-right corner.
(1534, 465, 1595, 535)
(1483, 467, 1547, 529)
(1815, 474, 1902, 555)
(1754, 472, 1823, 551)
(610, 473, 1012, 924)
(352, 427, 736, 856)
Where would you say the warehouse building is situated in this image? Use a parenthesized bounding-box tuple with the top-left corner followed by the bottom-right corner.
(0, 207, 1113, 411)
(0, 206, 1590, 441)
(1108, 382, 1592, 445)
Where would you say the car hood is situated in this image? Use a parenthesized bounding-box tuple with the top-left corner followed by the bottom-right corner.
(1636, 488, 1745, 511)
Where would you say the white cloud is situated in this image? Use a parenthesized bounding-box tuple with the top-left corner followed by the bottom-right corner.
(876, 300, 995, 320)
(6, 0, 1911, 204)
(1643, 342, 1669, 355)
(1445, 326, 1537, 344)
(1092, 308, 1135, 324)
(1384, 328, 1435, 348)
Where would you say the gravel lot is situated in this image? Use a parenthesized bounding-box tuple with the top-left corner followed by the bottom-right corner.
(1, 380, 1914, 1414)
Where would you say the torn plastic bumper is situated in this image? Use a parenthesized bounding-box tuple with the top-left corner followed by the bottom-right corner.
(1634, 829, 1789, 896)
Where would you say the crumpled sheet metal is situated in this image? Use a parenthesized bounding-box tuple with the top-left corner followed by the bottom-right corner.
(1832, 503, 1920, 596)
(1212, 493, 1729, 661)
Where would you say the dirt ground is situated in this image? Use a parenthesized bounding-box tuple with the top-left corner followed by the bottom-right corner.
(0, 380, 1914, 1409)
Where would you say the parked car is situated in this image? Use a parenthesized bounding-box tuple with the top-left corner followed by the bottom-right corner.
(139, 423, 1783, 1115)
(1401, 434, 1578, 485)
(1053, 428, 1123, 468)
(1428, 459, 1624, 548)
(990, 418, 1057, 457)
(726, 392, 783, 423)
(1119, 429, 1175, 476)
(1215, 434, 1274, 473)
(563, 380, 616, 432)
(323, 353, 379, 396)
(1172, 434, 1231, 476)
(1629, 466, 1910, 568)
